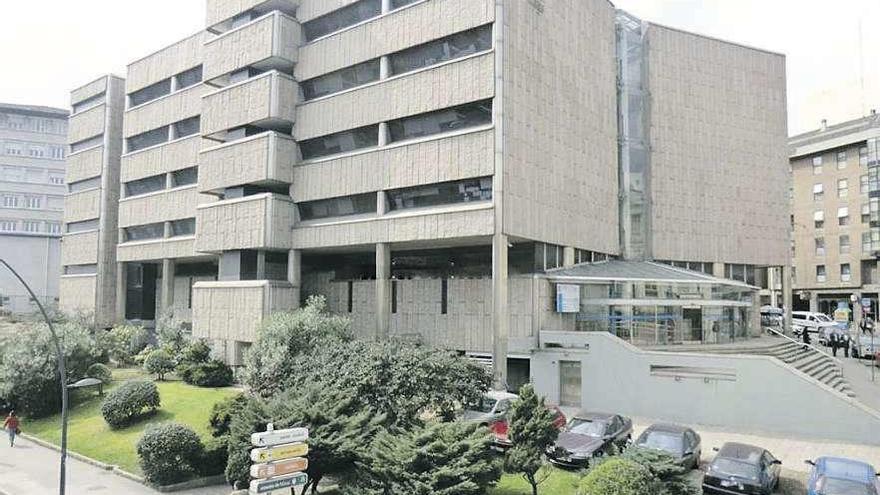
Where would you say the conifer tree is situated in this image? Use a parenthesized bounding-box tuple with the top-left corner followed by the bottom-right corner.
(503, 384, 560, 495)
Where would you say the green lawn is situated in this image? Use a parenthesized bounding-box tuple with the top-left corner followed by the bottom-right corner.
(490, 468, 581, 495)
(24, 368, 239, 475)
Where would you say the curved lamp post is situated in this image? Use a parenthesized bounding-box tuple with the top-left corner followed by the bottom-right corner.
(0, 259, 68, 495)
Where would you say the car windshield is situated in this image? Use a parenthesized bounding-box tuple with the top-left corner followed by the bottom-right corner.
(467, 396, 498, 413)
(638, 431, 683, 455)
(710, 459, 760, 481)
(815, 314, 833, 322)
(567, 419, 607, 437)
(817, 476, 876, 495)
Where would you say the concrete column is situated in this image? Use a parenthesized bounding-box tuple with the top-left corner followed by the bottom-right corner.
(378, 122, 390, 147)
(381, 0, 392, 13)
(809, 292, 819, 313)
(161, 259, 175, 315)
(562, 246, 576, 267)
(782, 264, 793, 336)
(768, 267, 778, 307)
(375, 243, 391, 340)
(712, 262, 725, 279)
(379, 56, 391, 79)
(288, 249, 302, 310)
(219, 251, 242, 281)
(492, 233, 509, 390)
(852, 291, 863, 351)
(256, 251, 266, 279)
(115, 262, 127, 322)
(377, 190, 388, 215)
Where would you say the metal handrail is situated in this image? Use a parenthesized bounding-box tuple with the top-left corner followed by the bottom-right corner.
(765, 326, 841, 365)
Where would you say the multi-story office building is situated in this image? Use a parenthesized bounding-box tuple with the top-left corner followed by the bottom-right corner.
(0, 103, 68, 314)
(790, 113, 880, 315)
(62, 0, 789, 390)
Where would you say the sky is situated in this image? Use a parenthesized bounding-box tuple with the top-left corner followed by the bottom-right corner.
(0, 0, 877, 136)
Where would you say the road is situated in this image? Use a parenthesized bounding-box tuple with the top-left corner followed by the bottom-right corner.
(0, 435, 229, 495)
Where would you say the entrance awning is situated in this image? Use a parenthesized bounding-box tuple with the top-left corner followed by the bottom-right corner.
(542, 260, 757, 290)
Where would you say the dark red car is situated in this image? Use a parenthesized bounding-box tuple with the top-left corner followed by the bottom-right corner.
(489, 406, 567, 450)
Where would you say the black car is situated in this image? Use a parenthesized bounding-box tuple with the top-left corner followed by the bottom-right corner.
(702, 443, 781, 495)
(635, 423, 702, 469)
(546, 411, 632, 468)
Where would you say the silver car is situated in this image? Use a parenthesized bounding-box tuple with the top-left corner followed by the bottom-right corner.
(460, 390, 518, 425)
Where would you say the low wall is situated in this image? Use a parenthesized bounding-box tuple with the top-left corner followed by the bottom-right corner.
(532, 331, 880, 445)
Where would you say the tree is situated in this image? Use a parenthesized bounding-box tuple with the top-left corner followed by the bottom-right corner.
(143, 349, 175, 381)
(137, 423, 203, 485)
(156, 311, 189, 355)
(104, 324, 149, 366)
(503, 384, 559, 495)
(577, 458, 654, 495)
(225, 395, 271, 489)
(620, 447, 700, 495)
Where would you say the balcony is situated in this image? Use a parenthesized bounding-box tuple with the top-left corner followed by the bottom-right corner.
(206, 0, 298, 33)
(204, 11, 300, 83)
(201, 71, 298, 138)
(196, 193, 296, 252)
(199, 131, 296, 194)
(191, 280, 298, 342)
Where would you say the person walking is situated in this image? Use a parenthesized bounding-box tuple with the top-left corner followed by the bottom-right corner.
(3, 411, 20, 447)
(802, 326, 812, 351)
(829, 331, 839, 357)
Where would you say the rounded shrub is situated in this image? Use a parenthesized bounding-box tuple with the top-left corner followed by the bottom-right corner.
(577, 458, 655, 495)
(137, 422, 202, 486)
(86, 363, 112, 384)
(197, 436, 229, 477)
(101, 380, 160, 428)
(188, 360, 234, 388)
(208, 393, 246, 438)
(144, 349, 175, 380)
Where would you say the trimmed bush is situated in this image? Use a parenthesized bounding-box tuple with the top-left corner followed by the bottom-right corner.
(578, 458, 654, 495)
(197, 436, 229, 477)
(180, 340, 211, 365)
(187, 360, 234, 388)
(101, 380, 160, 428)
(144, 349, 175, 381)
(86, 363, 112, 384)
(137, 422, 202, 486)
(209, 393, 246, 438)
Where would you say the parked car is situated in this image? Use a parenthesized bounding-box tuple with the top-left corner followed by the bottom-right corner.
(702, 443, 781, 495)
(634, 423, 702, 469)
(760, 306, 784, 332)
(546, 411, 632, 468)
(851, 334, 880, 360)
(489, 405, 566, 450)
(460, 390, 519, 425)
(792, 311, 840, 342)
(806, 457, 880, 495)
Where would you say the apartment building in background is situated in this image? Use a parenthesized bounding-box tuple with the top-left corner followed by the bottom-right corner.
(61, 0, 789, 392)
(0, 103, 68, 314)
(790, 112, 880, 316)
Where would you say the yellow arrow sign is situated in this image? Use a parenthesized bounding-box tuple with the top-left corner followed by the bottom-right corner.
(250, 442, 309, 463)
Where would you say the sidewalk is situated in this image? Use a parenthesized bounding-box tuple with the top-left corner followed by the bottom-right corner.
(0, 435, 230, 495)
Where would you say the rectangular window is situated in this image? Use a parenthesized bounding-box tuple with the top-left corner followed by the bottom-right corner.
(24, 196, 41, 209)
(64, 264, 98, 275)
(4, 143, 22, 155)
(127, 126, 169, 152)
(347, 280, 354, 313)
(386, 177, 493, 211)
(440, 278, 448, 314)
(66, 219, 99, 233)
(861, 174, 869, 195)
(72, 92, 106, 114)
(812, 155, 823, 174)
(129, 79, 172, 107)
(175, 65, 203, 90)
(863, 203, 871, 223)
(387, 99, 492, 143)
(69, 176, 101, 193)
(391, 280, 398, 314)
(173, 116, 200, 139)
(70, 134, 103, 153)
(816, 265, 827, 283)
(299, 124, 379, 160)
(860, 146, 869, 166)
(50, 145, 65, 160)
(389, 24, 493, 76)
(124, 222, 165, 242)
(28, 146, 45, 158)
(815, 237, 825, 256)
(838, 207, 850, 226)
(298, 193, 376, 221)
(0, 220, 15, 231)
(49, 175, 65, 185)
(390, 0, 420, 8)
(301, 59, 380, 100)
(46, 222, 62, 234)
(813, 210, 824, 229)
(838, 178, 848, 198)
(124, 174, 166, 197)
(863, 232, 873, 253)
(840, 235, 851, 254)
(2, 195, 19, 208)
(22, 221, 40, 232)
(813, 183, 824, 201)
(170, 218, 196, 237)
(171, 167, 198, 187)
(841, 263, 852, 282)
(837, 150, 847, 169)
(303, 0, 381, 41)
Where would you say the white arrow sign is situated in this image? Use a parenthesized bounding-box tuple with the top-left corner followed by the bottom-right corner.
(251, 427, 309, 447)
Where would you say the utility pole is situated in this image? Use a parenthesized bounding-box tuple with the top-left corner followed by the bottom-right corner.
(0, 259, 68, 495)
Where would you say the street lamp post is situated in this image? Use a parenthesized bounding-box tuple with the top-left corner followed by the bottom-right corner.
(0, 259, 68, 495)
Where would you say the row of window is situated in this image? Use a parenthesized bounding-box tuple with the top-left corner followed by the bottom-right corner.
(811, 145, 873, 174)
(301, 24, 492, 101)
(1, 165, 64, 185)
(2, 140, 65, 160)
(0, 219, 61, 234)
(300, 99, 493, 160)
(811, 176, 875, 202)
(0, 113, 67, 135)
(128, 65, 203, 108)
(815, 264, 852, 283)
(124, 167, 198, 198)
(72, 92, 106, 115)
(812, 200, 879, 230)
(298, 177, 493, 221)
(302, 0, 420, 42)
(70, 134, 104, 154)
(123, 218, 196, 242)
(812, 232, 879, 256)
(1, 193, 63, 210)
(126, 116, 200, 153)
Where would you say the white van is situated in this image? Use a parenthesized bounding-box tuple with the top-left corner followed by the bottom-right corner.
(791, 311, 840, 343)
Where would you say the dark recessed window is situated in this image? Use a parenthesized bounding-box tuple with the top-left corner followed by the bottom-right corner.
(66, 219, 99, 233)
(387, 100, 492, 143)
(68, 176, 102, 193)
(170, 218, 196, 237)
(125, 174, 166, 197)
(441, 278, 448, 314)
(303, 0, 381, 41)
(129, 79, 172, 107)
(299, 124, 379, 160)
(391, 280, 398, 314)
(70, 134, 103, 153)
(127, 126, 169, 152)
(301, 59, 380, 100)
(298, 193, 376, 221)
(390, 0, 420, 9)
(173, 116, 200, 139)
(171, 167, 198, 187)
(347, 281, 354, 313)
(124, 222, 165, 242)
(64, 264, 98, 275)
(386, 177, 492, 211)
(390, 24, 492, 76)
(176, 65, 203, 90)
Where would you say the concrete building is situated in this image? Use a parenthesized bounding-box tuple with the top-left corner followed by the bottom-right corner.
(62, 0, 790, 391)
(0, 103, 68, 314)
(790, 113, 880, 315)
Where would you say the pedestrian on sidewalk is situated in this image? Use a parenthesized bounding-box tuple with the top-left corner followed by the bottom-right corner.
(829, 331, 839, 357)
(3, 411, 20, 447)
(802, 327, 812, 351)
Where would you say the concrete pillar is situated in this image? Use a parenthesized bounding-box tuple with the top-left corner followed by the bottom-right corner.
(256, 251, 267, 279)
(378, 123, 390, 147)
(852, 291, 862, 351)
(768, 267, 778, 307)
(377, 190, 388, 215)
(219, 251, 242, 281)
(288, 249, 302, 309)
(782, 264, 793, 336)
(562, 246, 576, 267)
(115, 262, 127, 322)
(161, 258, 175, 315)
(381, 0, 392, 13)
(379, 56, 391, 80)
(492, 233, 509, 390)
(375, 243, 391, 340)
(712, 262, 725, 279)
(809, 292, 819, 313)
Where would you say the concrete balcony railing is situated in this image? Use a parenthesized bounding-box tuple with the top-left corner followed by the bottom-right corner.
(206, 0, 298, 33)
(204, 11, 300, 83)
(191, 279, 298, 342)
(199, 131, 296, 194)
(201, 71, 299, 138)
(195, 192, 296, 252)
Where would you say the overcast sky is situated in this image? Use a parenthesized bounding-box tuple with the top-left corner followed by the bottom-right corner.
(0, 0, 877, 135)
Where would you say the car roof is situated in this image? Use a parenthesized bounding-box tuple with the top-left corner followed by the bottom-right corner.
(643, 423, 691, 435)
(573, 411, 616, 421)
(816, 457, 877, 483)
(485, 390, 519, 401)
(716, 443, 765, 464)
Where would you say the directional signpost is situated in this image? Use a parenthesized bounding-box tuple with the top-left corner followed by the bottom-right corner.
(249, 424, 309, 495)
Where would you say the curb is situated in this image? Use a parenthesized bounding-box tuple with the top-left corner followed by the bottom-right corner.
(20, 433, 115, 471)
(155, 475, 226, 493)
